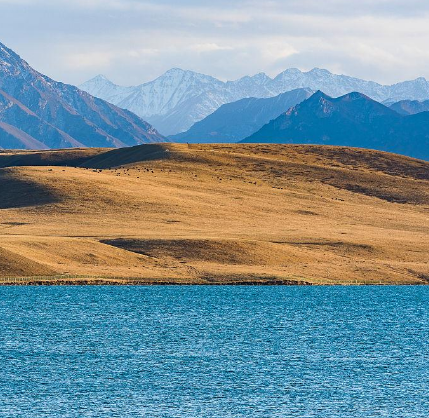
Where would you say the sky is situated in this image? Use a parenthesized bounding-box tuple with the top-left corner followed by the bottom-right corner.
(1, 0, 429, 86)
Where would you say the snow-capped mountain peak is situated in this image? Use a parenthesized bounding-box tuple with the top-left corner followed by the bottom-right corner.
(308, 68, 333, 76)
(80, 66, 429, 136)
(91, 74, 112, 83)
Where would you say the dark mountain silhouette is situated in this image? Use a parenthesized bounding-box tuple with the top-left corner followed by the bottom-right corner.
(242, 91, 429, 160)
(0, 42, 164, 150)
(170, 88, 313, 143)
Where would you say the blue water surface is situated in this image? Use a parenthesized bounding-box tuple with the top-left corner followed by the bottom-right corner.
(0, 286, 428, 417)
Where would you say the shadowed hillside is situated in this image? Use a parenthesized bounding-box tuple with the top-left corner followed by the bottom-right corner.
(0, 144, 428, 284)
(243, 92, 429, 161)
(170, 89, 313, 143)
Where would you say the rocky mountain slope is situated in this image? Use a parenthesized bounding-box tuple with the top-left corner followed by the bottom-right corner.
(0, 42, 164, 150)
(170, 88, 313, 143)
(81, 68, 429, 135)
(242, 91, 429, 161)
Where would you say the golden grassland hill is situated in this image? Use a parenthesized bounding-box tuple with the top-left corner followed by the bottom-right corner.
(0, 143, 428, 285)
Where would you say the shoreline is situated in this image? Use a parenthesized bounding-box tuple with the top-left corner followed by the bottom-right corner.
(0, 278, 427, 286)
(0, 278, 314, 286)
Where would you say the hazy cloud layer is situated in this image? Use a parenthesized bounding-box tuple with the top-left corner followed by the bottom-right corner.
(1, 0, 429, 86)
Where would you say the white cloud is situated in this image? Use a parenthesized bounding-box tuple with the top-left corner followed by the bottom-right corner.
(188, 43, 234, 53)
(64, 51, 114, 70)
(2, 0, 429, 85)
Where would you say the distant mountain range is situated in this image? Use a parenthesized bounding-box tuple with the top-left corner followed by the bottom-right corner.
(242, 91, 429, 161)
(2, 39, 429, 160)
(81, 68, 429, 136)
(170, 88, 313, 143)
(389, 100, 429, 115)
(0, 42, 164, 150)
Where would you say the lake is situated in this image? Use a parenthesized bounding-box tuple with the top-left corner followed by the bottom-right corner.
(1, 286, 428, 417)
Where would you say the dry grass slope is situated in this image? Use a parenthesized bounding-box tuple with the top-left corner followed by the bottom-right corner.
(0, 143, 428, 285)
